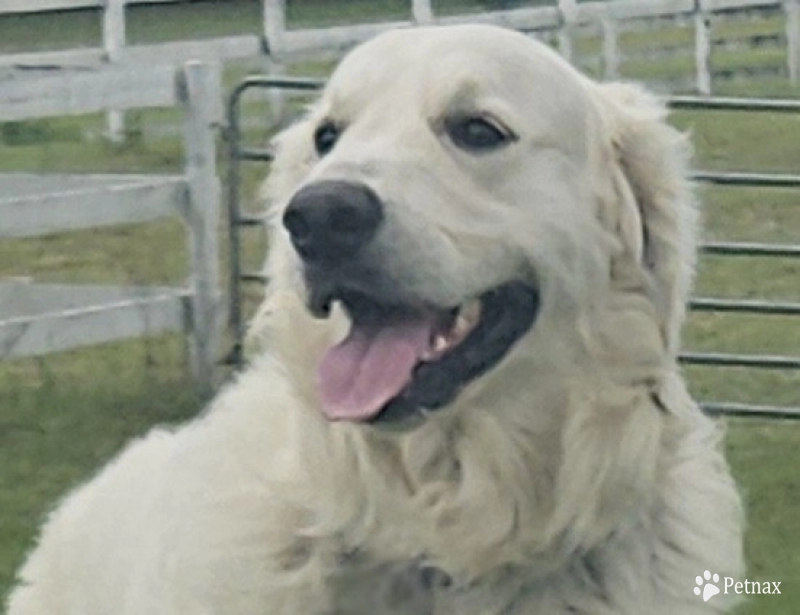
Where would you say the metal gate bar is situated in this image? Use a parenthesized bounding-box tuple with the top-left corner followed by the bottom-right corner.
(225, 76, 323, 366)
(680, 353, 800, 370)
(700, 242, 800, 257)
(689, 297, 800, 315)
(669, 96, 800, 113)
(690, 171, 800, 188)
(669, 96, 800, 419)
(224, 84, 799, 418)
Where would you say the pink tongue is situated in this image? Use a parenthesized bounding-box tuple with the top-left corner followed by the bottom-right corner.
(317, 318, 436, 421)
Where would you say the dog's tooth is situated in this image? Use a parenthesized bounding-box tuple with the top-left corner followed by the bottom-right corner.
(452, 316, 468, 338)
(433, 334, 450, 353)
(455, 299, 482, 332)
(421, 301, 482, 362)
(421, 335, 449, 361)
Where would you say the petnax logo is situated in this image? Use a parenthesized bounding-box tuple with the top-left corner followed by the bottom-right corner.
(693, 570, 781, 603)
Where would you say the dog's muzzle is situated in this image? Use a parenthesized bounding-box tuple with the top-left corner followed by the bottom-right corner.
(282, 180, 540, 428)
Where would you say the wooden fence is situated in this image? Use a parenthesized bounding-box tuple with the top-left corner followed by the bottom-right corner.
(0, 0, 264, 73)
(1, 0, 798, 133)
(0, 0, 264, 140)
(264, 0, 800, 94)
(0, 61, 223, 388)
(2, 1, 799, 93)
(0, 0, 177, 12)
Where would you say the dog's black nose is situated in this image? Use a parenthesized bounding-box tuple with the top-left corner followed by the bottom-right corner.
(283, 180, 384, 263)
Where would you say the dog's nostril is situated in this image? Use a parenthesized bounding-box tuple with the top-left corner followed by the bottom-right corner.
(282, 180, 384, 263)
(282, 208, 311, 241)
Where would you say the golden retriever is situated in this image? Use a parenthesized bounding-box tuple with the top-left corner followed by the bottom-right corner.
(8, 25, 744, 614)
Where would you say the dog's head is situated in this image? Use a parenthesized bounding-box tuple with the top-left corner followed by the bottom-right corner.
(253, 25, 696, 428)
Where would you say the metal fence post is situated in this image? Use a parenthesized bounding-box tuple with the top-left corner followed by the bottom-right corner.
(103, 0, 126, 141)
(180, 62, 222, 392)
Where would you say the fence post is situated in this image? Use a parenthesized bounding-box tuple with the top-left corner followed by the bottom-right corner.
(263, 0, 286, 55)
(263, 0, 288, 122)
(694, 0, 712, 95)
(557, 0, 577, 63)
(102, 0, 126, 141)
(787, 0, 800, 83)
(412, 0, 433, 24)
(601, 11, 619, 80)
(179, 62, 222, 392)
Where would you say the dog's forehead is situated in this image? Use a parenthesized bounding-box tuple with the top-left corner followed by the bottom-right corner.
(324, 25, 591, 123)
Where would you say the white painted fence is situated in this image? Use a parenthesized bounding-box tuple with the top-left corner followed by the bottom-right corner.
(0, 0, 263, 140)
(0, 0, 178, 12)
(262, 0, 800, 94)
(1, 1, 798, 100)
(0, 62, 223, 388)
(0, 0, 263, 73)
(1, 0, 797, 115)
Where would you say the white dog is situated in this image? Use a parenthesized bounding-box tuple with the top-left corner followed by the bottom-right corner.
(8, 25, 744, 614)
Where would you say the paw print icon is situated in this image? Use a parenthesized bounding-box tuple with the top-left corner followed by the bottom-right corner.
(694, 570, 721, 602)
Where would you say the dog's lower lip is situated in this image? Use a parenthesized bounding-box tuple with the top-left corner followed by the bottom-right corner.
(308, 289, 333, 318)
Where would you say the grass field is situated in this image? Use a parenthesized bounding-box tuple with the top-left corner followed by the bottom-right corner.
(1, 1, 799, 612)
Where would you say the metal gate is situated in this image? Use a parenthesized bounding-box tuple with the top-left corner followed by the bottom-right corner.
(668, 96, 800, 419)
(224, 76, 322, 367)
(225, 81, 800, 419)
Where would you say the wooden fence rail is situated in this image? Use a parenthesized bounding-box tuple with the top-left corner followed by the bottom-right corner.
(262, 0, 800, 95)
(0, 0, 178, 14)
(0, 61, 223, 388)
(1, 0, 798, 136)
(1, 0, 259, 140)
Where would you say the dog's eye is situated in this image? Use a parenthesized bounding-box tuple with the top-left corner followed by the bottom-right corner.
(446, 116, 512, 152)
(314, 122, 340, 156)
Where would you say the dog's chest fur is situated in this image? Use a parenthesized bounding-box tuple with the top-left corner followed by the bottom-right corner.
(329, 558, 437, 614)
(327, 553, 546, 615)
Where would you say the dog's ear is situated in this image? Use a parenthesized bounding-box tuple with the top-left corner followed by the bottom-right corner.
(593, 83, 698, 355)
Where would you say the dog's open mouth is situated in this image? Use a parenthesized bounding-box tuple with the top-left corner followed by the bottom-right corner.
(311, 281, 540, 424)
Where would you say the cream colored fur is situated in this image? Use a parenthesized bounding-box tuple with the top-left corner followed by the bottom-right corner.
(8, 25, 743, 614)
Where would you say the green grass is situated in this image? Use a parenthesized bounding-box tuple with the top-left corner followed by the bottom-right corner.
(0, 2, 799, 612)
(0, 338, 205, 594)
(726, 421, 800, 615)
